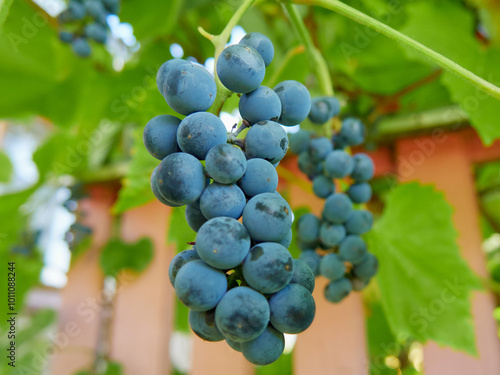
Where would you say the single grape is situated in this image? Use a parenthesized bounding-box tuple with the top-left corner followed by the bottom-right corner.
(217, 44, 265, 94)
(177, 112, 227, 160)
(277, 229, 292, 248)
(150, 167, 182, 207)
(338, 235, 368, 264)
(324, 277, 352, 303)
(298, 152, 322, 177)
(205, 143, 246, 184)
(269, 283, 315, 334)
(324, 150, 354, 178)
(242, 242, 293, 294)
(185, 204, 207, 232)
(290, 259, 315, 293)
(168, 249, 199, 286)
(325, 97, 341, 117)
(226, 339, 242, 352)
(322, 193, 353, 224)
(288, 129, 311, 154)
(239, 86, 281, 124)
(351, 153, 375, 182)
(345, 210, 373, 235)
(195, 217, 251, 270)
(312, 175, 335, 198)
(143, 115, 181, 160)
(299, 250, 321, 276)
(296, 214, 320, 244)
(241, 325, 284, 366)
(155, 152, 206, 205)
(72, 38, 91, 57)
(85, 22, 107, 44)
(239, 32, 274, 67)
(319, 253, 346, 281)
(245, 120, 288, 164)
(163, 63, 217, 115)
(308, 97, 341, 124)
(274, 80, 311, 126)
(308, 137, 333, 162)
(348, 182, 372, 204)
(189, 309, 224, 342)
(353, 253, 378, 280)
(237, 158, 278, 197)
(156, 59, 191, 94)
(199, 183, 246, 220)
(59, 31, 73, 43)
(339, 117, 366, 146)
(174, 260, 227, 311)
(215, 286, 270, 342)
(243, 193, 292, 242)
(319, 222, 346, 248)
(68, 1, 86, 19)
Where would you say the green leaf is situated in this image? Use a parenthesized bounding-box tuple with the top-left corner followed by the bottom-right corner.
(0, 0, 13, 30)
(256, 353, 293, 375)
(167, 206, 196, 253)
(366, 182, 481, 355)
(0, 150, 12, 182)
(99, 238, 154, 277)
(112, 127, 158, 214)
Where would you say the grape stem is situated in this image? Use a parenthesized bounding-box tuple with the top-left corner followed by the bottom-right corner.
(293, 0, 500, 100)
(198, 0, 257, 115)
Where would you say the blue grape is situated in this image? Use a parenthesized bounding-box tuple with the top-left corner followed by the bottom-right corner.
(241, 325, 284, 366)
(297, 237, 318, 250)
(298, 152, 322, 177)
(177, 112, 227, 159)
(324, 277, 352, 303)
(59, 31, 73, 43)
(195, 217, 251, 269)
(347, 182, 372, 203)
(319, 222, 346, 247)
(299, 250, 321, 276)
(319, 253, 346, 281)
(155, 152, 206, 205)
(308, 137, 333, 162)
(102, 0, 120, 13)
(277, 229, 292, 248)
(288, 129, 311, 154)
(174, 260, 227, 311)
(239, 86, 281, 124)
(308, 96, 340, 124)
(85, 22, 107, 43)
(351, 153, 375, 182)
(85, 0, 107, 22)
(239, 32, 274, 67)
(322, 193, 353, 224)
(274, 80, 311, 126)
(68, 1, 86, 19)
(156, 59, 191, 94)
(332, 134, 348, 150)
(164, 63, 217, 115)
(242, 242, 293, 293)
(324, 150, 354, 178)
(296, 214, 320, 243)
(72, 38, 91, 57)
(351, 277, 370, 291)
(215, 286, 270, 342)
(245, 120, 288, 164)
(242, 193, 292, 242)
(217, 44, 265, 94)
(325, 97, 341, 117)
(199, 183, 246, 220)
(237, 158, 278, 197)
(189, 309, 224, 342)
(345, 210, 373, 235)
(185, 204, 207, 232)
(151, 167, 181, 207)
(339, 117, 366, 146)
(353, 253, 378, 280)
(338, 235, 367, 264)
(143, 115, 181, 160)
(226, 339, 242, 352)
(290, 259, 315, 293)
(269, 283, 315, 334)
(312, 175, 335, 198)
(205, 143, 246, 184)
(168, 249, 199, 286)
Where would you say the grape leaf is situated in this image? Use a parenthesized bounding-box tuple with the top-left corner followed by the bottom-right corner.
(0, 0, 13, 30)
(99, 238, 153, 277)
(0, 150, 12, 182)
(366, 182, 481, 355)
(167, 206, 196, 253)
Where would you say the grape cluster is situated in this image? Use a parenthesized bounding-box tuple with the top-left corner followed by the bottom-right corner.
(289, 116, 378, 303)
(144, 32, 316, 365)
(57, 0, 120, 57)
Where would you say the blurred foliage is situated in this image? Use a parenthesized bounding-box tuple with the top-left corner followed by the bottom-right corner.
(99, 237, 153, 277)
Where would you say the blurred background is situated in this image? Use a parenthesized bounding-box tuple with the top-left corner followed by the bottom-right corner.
(1, 0, 500, 374)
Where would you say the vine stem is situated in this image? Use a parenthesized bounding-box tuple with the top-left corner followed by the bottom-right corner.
(293, 0, 500, 101)
(198, 0, 257, 115)
(282, 2, 334, 97)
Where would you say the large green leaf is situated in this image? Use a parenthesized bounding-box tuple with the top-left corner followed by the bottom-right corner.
(366, 182, 481, 355)
(99, 238, 154, 277)
(167, 206, 196, 252)
(0, 150, 12, 182)
(0, 0, 13, 29)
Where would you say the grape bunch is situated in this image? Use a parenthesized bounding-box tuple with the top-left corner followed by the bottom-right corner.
(289, 116, 378, 303)
(144, 32, 316, 365)
(57, 0, 120, 57)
